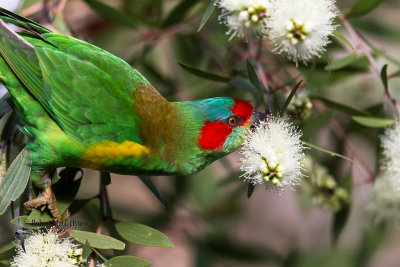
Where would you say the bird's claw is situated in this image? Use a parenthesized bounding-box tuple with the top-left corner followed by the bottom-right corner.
(24, 185, 62, 221)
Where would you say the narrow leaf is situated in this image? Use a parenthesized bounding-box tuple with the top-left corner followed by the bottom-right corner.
(0, 149, 31, 215)
(103, 256, 151, 267)
(138, 176, 167, 209)
(280, 80, 303, 116)
(246, 60, 267, 107)
(229, 78, 257, 93)
(0, 110, 13, 139)
(177, 61, 230, 82)
(84, 0, 137, 28)
(115, 221, 174, 247)
(70, 230, 125, 250)
(352, 116, 394, 128)
(332, 173, 352, 244)
(380, 64, 389, 94)
(247, 183, 255, 198)
(198, 0, 216, 32)
(0, 242, 15, 255)
(303, 141, 358, 165)
(82, 240, 92, 260)
(310, 96, 371, 116)
(332, 30, 353, 49)
(349, 0, 384, 17)
(325, 52, 358, 71)
(163, 0, 200, 28)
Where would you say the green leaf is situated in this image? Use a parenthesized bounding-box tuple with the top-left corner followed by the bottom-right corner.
(25, 209, 53, 224)
(310, 96, 371, 116)
(280, 80, 303, 116)
(177, 61, 230, 82)
(0, 242, 15, 255)
(332, 173, 352, 244)
(0, 99, 11, 117)
(0, 111, 13, 139)
(356, 224, 386, 266)
(11, 216, 45, 229)
(303, 141, 358, 164)
(198, 0, 216, 32)
(325, 52, 358, 71)
(0, 149, 31, 215)
(138, 176, 167, 209)
(332, 30, 353, 49)
(349, 0, 384, 17)
(352, 116, 394, 128)
(69, 198, 92, 215)
(246, 60, 267, 107)
(53, 168, 83, 214)
(82, 240, 92, 260)
(70, 230, 125, 250)
(115, 221, 174, 247)
(103, 256, 151, 267)
(247, 183, 255, 199)
(229, 78, 257, 93)
(380, 64, 389, 94)
(163, 0, 200, 28)
(84, 0, 137, 28)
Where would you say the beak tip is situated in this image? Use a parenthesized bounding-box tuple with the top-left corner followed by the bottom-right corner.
(251, 111, 266, 126)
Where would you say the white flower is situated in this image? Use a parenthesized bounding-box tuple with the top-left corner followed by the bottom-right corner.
(265, 0, 337, 64)
(11, 228, 84, 267)
(364, 122, 400, 226)
(365, 174, 400, 226)
(240, 116, 305, 191)
(217, 0, 272, 40)
(381, 122, 400, 178)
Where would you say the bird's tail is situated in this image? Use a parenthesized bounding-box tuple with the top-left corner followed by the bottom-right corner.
(0, 9, 51, 138)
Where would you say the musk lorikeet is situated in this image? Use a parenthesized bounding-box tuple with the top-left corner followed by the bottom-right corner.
(0, 8, 256, 220)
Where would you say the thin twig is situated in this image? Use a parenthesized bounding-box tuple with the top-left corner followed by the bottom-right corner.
(315, 102, 374, 183)
(340, 14, 400, 115)
(96, 182, 105, 235)
(88, 178, 106, 267)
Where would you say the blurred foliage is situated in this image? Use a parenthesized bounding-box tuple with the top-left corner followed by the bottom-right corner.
(0, 0, 400, 266)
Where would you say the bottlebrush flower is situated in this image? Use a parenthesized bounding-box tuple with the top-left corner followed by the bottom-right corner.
(217, 0, 272, 40)
(240, 116, 305, 191)
(380, 122, 400, 178)
(11, 228, 84, 267)
(265, 0, 337, 64)
(365, 174, 400, 226)
(364, 122, 400, 226)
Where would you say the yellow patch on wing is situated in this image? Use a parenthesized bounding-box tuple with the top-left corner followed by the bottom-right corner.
(82, 140, 149, 168)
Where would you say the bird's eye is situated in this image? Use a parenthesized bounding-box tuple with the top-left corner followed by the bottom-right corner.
(228, 116, 238, 127)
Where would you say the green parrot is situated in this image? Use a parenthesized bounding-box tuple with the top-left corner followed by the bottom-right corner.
(0, 8, 255, 220)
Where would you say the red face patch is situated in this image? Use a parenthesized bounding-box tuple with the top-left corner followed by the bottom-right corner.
(198, 121, 232, 151)
(232, 99, 253, 124)
(198, 99, 253, 151)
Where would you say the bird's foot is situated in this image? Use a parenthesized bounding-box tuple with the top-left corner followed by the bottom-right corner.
(24, 185, 62, 221)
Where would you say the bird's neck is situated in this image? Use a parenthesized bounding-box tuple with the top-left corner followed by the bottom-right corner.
(132, 85, 213, 174)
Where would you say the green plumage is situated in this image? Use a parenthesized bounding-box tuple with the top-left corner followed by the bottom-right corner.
(0, 8, 253, 183)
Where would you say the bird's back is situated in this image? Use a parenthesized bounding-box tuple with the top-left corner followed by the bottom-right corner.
(0, 12, 173, 173)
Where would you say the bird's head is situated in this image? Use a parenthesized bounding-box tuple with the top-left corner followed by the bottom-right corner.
(188, 97, 254, 155)
(166, 97, 256, 175)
